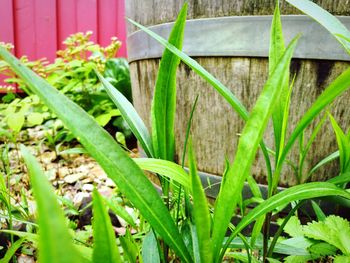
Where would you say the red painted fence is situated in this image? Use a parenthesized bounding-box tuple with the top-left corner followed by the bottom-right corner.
(0, 0, 127, 62)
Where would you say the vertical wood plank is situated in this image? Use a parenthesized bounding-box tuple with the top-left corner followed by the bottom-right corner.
(97, 0, 118, 46)
(14, 0, 36, 59)
(116, 0, 127, 57)
(34, 0, 57, 61)
(0, 0, 15, 44)
(57, 0, 77, 50)
(0, 0, 15, 90)
(76, 0, 97, 42)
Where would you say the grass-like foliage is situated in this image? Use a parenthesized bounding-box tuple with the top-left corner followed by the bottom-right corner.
(0, 0, 350, 262)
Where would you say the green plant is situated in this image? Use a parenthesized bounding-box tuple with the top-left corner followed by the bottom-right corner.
(0, 32, 132, 139)
(0, 1, 349, 262)
(272, 214, 350, 262)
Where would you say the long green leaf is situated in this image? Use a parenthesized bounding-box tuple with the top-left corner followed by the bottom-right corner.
(128, 15, 274, 185)
(188, 144, 212, 263)
(0, 237, 25, 263)
(277, 67, 350, 187)
(211, 37, 299, 262)
(307, 151, 339, 178)
(127, 19, 249, 121)
(329, 114, 350, 173)
(97, 72, 154, 157)
(151, 3, 187, 160)
(0, 230, 92, 262)
(142, 231, 161, 263)
(0, 47, 191, 262)
(221, 182, 350, 257)
(20, 145, 84, 263)
(92, 188, 122, 263)
(286, 0, 350, 54)
(134, 158, 190, 188)
(327, 172, 350, 185)
(269, 0, 289, 165)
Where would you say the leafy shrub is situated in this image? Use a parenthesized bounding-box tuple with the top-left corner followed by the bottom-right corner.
(0, 32, 132, 141)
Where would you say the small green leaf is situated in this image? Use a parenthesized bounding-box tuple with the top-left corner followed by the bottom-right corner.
(308, 242, 338, 257)
(277, 216, 304, 237)
(95, 113, 112, 126)
(303, 215, 350, 254)
(21, 145, 84, 263)
(27, 112, 44, 126)
(7, 112, 24, 133)
(284, 255, 314, 263)
(92, 188, 122, 263)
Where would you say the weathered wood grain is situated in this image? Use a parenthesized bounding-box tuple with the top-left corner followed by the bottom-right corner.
(127, 1, 350, 186)
(126, 0, 350, 33)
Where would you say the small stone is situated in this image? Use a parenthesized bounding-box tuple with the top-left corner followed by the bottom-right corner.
(98, 186, 114, 197)
(81, 177, 93, 184)
(40, 151, 56, 164)
(58, 167, 70, 178)
(64, 173, 86, 184)
(73, 192, 90, 207)
(82, 184, 94, 192)
(17, 255, 35, 263)
(46, 169, 57, 181)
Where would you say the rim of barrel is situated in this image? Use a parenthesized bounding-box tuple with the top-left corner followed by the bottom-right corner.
(127, 15, 350, 62)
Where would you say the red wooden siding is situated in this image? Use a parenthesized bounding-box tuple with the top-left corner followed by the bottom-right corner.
(0, 0, 127, 62)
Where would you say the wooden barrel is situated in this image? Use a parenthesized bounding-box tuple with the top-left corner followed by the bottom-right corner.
(126, 1, 350, 187)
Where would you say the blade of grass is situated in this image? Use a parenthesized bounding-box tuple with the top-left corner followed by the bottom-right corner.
(0, 47, 192, 263)
(211, 36, 299, 262)
(269, 0, 289, 166)
(311, 201, 326, 221)
(286, 0, 350, 54)
(329, 113, 350, 173)
(220, 182, 350, 260)
(20, 145, 84, 263)
(298, 112, 327, 183)
(176, 95, 199, 223)
(188, 142, 213, 263)
(308, 151, 339, 178)
(0, 237, 25, 263)
(96, 72, 154, 157)
(127, 19, 248, 121)
(151, 3, 187, 161)
(134, 158, 189, 188)
(267, 201, 305, 257)
(276, 67, 350, 188)
(327, 172, 350, 185)
(128, 15, 274, 200)
(92, 188, 122, 263)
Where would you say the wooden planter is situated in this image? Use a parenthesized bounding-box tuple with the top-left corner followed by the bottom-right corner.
(126, 1, 350, 188)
